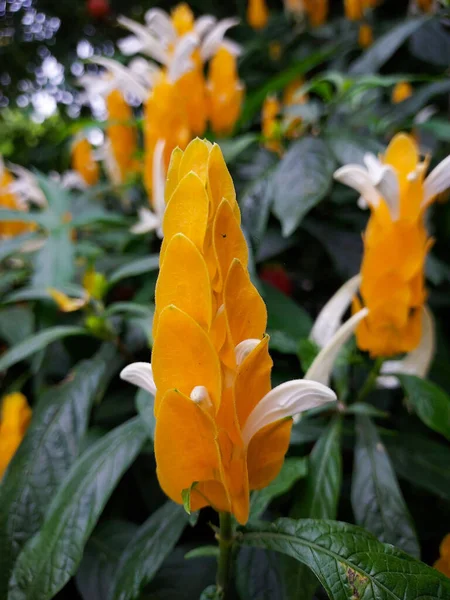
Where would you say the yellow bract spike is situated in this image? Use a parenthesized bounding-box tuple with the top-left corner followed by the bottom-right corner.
(0, 393, 32, 479)
(247, 0, 269, 30)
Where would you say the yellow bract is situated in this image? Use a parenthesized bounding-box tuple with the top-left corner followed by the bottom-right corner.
(152, 139, 292, 524)
(0, 168, 34, 239)
(247, 0, 269, 30)
(71, 138, 99, 186)
(0, 393, 32, 479)
(391, 81, 413, 104)
(435, 534, 450, 578)
(353, 133, 435, 357)
(106, 89, 140, 184)
(303, 0, 328, 27)
(358, 23, 373, 48)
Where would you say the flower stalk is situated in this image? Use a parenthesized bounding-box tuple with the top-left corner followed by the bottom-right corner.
(216, 511, 234, 598)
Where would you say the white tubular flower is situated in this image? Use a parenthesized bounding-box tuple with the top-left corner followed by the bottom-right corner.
(310, 274, 362, 348)
(423, 155, 450, 208)
(200, 17, 240, 61)
(120, 362, 156, 396)
(130, 139, 166, 238)
(167, 33, 198, 82)
(87, 56, 150, 102)
(377, 306, 435, 389)
(7, 163, 47, 208)
(334, 152, 401, 221)
(49, 170, 87, 191)
(117, 15, 171, 62)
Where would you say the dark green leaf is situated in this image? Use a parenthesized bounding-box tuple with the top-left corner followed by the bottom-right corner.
(135, 388, 156, 442)
(0, 233, 40, 261)
(76, 521, 138, 600)
(185, 546, 220, 560)
(345, 403, 388, 418)
(8, 417, 147, 600)
(199, 585, 221, 600)
(104, 302, 155, 319)
(410, 19, 450, 67)
(0, 305, 34, 346)
(109, 255, 160, 286)
(272, 137, 335, 237)
(218, 134, 258, 163)
(110, 501, 187, 600)
(385, 433, 450, 501)
(32, 228, 74, 288)
(263, 282, 312, 355)
(241, 176, 274, 247)
(386, 81, 450, 127)
(349, 18, 426, 75)
(291, 417, 342, 519)
(298, 339, 320, 374)
(0, 345, 119, 598)
(352, 416, 420, 558)
(326, 132, 384, 166)
(290, 417, 328, 445)
(250, 457, 308, 520)
(240, 518, 450, 600)
(236, 547, 284, 600)
(71, 209, 126, 228)
(0, 326, 88, 372)
(399, 375, 450, 441)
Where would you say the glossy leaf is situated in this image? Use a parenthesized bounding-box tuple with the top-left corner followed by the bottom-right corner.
(272, 137, 335, 237)
(32, 227, 74, 288)
(352, 416, 420, 558)
(240, 518, 450, 600)
(399, 375, 450, 441)
(109, 255, 160, 286)
(236, 547, 284, 600)
(0, 326, 88, 372)
(110, 501, 187, 600)
(8, 417, 147, 600)
(0, 344, 119, 598)
(135, 388, 156, 442)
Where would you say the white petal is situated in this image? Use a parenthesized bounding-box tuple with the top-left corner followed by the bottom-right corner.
(152, 138, 166, 225)
(90, 56, 149, 101)
(7, 163, 47, 207)
(144, 8, 175, 41)
(363, 153, 385, 183)
(376, 165, 400, 221)
(310, 274, 362, 348)
(78, 73, 114, 101)
(200, 17, 239, 61)
(334, 164, 381, 209)
(242, 380, 336, 446)
(414, 105, 436, 125)
(130, 207, 161, 235)
(377, 305, 435, 389)
(195, 15, 217, 37)
(235, 339, 260, 366)
(60, 171, 88, 190)
(306, 308, 369, 386)
(120, 362, 156, 396)
(357, 195, 369, 209)
(117, 35, 145, 56)
(168, 33, 199, 82)
(117, 16, 169, 64)
(128, 57, 159, 87)
(220, 38, 243, 57)
(423, 155, 450, 207)
(102, 140, 122, 186)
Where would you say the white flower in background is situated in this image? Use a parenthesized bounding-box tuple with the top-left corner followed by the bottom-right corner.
(6, 162, 47, 208)
(130, 139, 166, 238)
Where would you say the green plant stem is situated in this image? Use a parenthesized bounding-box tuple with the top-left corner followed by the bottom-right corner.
(356, 357, 384, 403)
(216, 512, 233, 598)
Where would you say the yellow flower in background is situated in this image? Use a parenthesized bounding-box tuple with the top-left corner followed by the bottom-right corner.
(416, 0, 435, 12)
(206, 46, 244, 136)
(0, 393, 32, 479)
(71, 137, 100, 186)
(334, 133, 450, 357)
(262, 95, 283, 154)
(176, 51, 209, 136)
(247, 0, 269, 30)
(0, 161, 35, 239)
(47, 288, 88, 313)
(121, 139, 335, 523)
(358, 23, 373, 48)
(435, 535, 450, 578)
(344, 0, 364, 20)
(171, 2, 195, 34)
(392, 81, 413, 104)
(105, 89, 140, 185)
(47, 266, 107, 313)
(303, 0, 328, 27)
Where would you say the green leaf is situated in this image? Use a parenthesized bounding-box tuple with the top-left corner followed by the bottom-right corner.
(135, 388, 156, 442)
(410, 19, 450, 67)
(349, 18, 426, 75)
(104, 302, 155, 319)
(352, 416, 420, 558)
(236, 547, 284, 600)
(345, 403, 388, 418)
(290, 417, 328, 445)
(199, 585, 221, 600)
(218, 134, 258, 163)
(0, 209, 49, 226)
(109, 255, 160, 286)
(32, 228, 74, 288)
(71, 209, 126, 228)
(385, 433, 450, 501)
(241, 175, 274, 248)
(240, 518, 450, 600)
(185, 546, 220, 560)
(399, 375, 450, 441)
(298, 338, 320, 373)
(0, 232, 40, 261)
(110, 501, 187, 600)
(8, 417, 147, 600)
(0, 305, 34, 346)
(262, 282, 312, 355)
(326, 131, 384, 166)
(250, 457, 308, 520)
(0, 345, 119, 598)
(272, 137, 335, 237)
(75, 521, 138, 600)
(291, 417, 342, 519)
(386, 80, 450, 128)
(0, 326, 88, 372)
(35, 172, 71, 216)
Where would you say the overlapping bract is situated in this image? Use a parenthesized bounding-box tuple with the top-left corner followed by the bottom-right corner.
(335, 133, 450, 357)
(0, 393, 32, 479)
(122, 139, 335, 523)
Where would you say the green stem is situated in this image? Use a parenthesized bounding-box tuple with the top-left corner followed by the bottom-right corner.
(216, 512, 233, 598)
(356, 357, 384, 404)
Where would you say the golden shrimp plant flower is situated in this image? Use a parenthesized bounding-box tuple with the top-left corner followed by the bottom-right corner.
(247, 0, 269, 29)
(119, 139, 374, 523)
(71, 136, 100, 186)
(0, 393, 32, 479)
(435, 534, 450, 578)
(314, 133, 450, 385)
